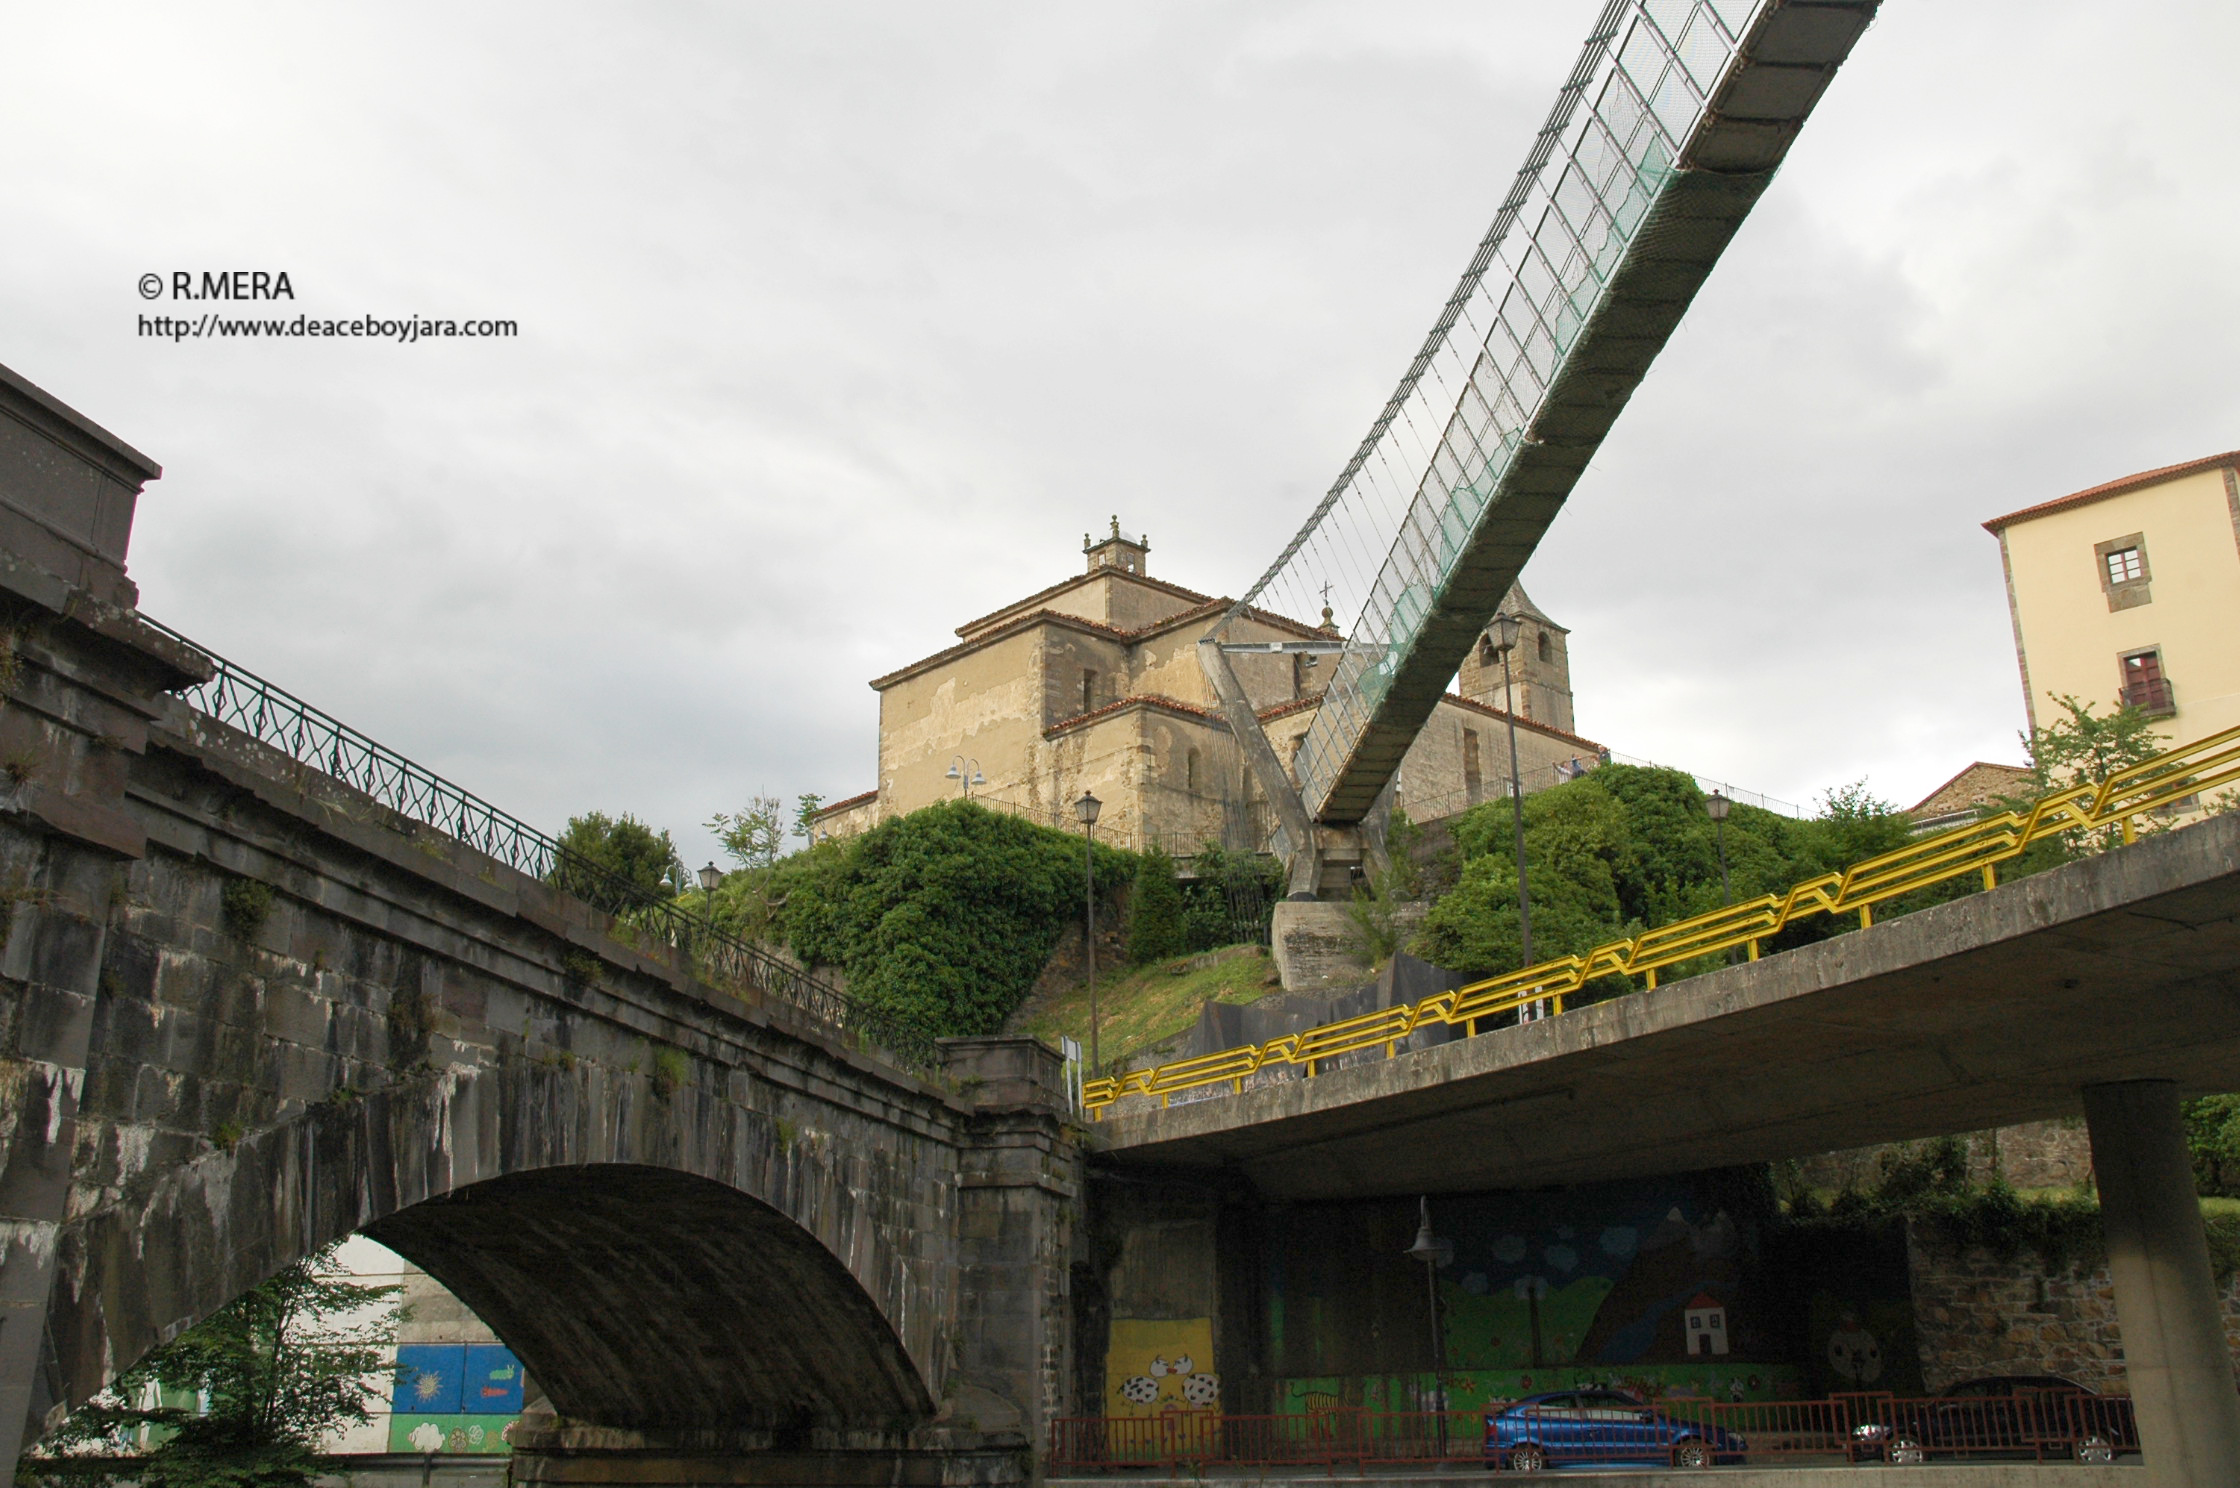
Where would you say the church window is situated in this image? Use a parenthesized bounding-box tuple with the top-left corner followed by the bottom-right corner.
(1081, 668, 1098, 714)
(1185, 749, 1199, 791)
(1477, 635, 1495, 667)
(1537, 630, 1553, 663)
(1463, 730, 1482, 793)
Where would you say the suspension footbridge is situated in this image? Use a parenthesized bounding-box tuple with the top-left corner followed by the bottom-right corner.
(1202, 0, 1879, 887)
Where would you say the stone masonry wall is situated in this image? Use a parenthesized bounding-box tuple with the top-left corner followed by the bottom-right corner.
(1907, 1223, 2240, 1394)
(1796, 1119, 2096, 1195)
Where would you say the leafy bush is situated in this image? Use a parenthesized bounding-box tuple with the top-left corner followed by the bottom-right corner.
(1778, 1137, 2108, 1276)
(1178, 845, 1282, 950)
(2186, 1094, 2240, 1196)
(748, 800, 1136, 1039)
(549, 811, 681, 903)
(1416, 764, 1976, 983)
(1127, 848, 1187, 965)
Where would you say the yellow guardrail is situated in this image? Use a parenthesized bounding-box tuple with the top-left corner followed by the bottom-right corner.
(1082, 722, 2240, 1117)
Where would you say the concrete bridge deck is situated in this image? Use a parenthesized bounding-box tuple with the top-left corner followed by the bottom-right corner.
(1094, 815, 2240, 1201)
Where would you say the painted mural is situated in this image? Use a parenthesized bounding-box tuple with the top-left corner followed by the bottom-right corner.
(1272, 1176, 1819, 1408)
(1106, 1317, 1220, 1418)
(390, 1343, 527, 1453)
(1771, 1221, 1925, 1397)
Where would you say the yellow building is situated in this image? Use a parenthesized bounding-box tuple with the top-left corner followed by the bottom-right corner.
(813, 523, 1603, 852)
(1985, 450, 2240, 764)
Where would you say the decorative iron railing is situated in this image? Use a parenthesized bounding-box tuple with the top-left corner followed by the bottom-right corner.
(138, 615, 938, 1069)
(1085, 720, 2240, 1114)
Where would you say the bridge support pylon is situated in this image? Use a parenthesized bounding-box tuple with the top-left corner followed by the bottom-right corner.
(2083, 1080, 2240, 1484)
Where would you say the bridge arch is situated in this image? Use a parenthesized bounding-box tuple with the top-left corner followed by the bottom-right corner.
(47, 1060, 946, 1439)
(369, 1164, 928, 1431)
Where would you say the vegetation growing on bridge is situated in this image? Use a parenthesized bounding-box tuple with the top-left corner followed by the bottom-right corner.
(707, 800, 1139, 1039)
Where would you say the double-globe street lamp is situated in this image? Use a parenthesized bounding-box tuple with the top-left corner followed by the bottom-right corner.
(1075, 789, 1103, 1072)
(1486, 613, 1535, 969)
(945, 755, 986, 799)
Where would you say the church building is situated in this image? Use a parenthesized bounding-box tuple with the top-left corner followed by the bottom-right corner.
(812, 522, 1602, 853)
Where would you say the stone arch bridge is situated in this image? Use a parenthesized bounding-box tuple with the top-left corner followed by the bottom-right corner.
(0, 364, 1076, 1486)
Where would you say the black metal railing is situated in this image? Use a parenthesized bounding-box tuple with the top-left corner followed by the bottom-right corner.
(137, 615, 937, 1068)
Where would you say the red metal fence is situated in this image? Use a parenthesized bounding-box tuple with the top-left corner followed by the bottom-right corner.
(1048, 1392, 2136, 1471)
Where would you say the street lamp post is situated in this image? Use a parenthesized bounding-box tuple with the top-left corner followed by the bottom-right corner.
(696, 862, 723, 955)
(1706, 790, 1733, 905)
(1405, 1197, 1455, 1418)
(1075, 790, 1103, 1071)
(944, 755, 986, 800)
(1488, 614, 1534, 967)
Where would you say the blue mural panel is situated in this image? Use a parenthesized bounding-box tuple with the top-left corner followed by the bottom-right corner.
(462, 1345, 525, 1413)
(393, 1345, 465, 1415)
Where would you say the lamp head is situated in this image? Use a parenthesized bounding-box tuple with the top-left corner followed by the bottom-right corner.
(1705, 790, 1731, 823)
(1405, 1196, 1453, 1268)
(1489, 612, 1523, 655)
(1074, 790, 1102, 826)
(697, 862, 723, 894)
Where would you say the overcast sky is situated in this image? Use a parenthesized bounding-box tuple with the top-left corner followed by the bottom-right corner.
(5, 2, 2235, 861)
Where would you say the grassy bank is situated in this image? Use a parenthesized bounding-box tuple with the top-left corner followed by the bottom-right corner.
(1020, 944, 1277, 1070)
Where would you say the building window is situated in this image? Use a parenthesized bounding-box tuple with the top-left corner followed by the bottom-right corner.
(1477, 635, 1495, 667)
(2119, 649, 2175, 717)
(1537, 631, 1553, 663)
(1184, 749, 1199, 792)
(1081, 668, 1097, 714)
(1463, 730, 1483, 798)
(2095, 532, 2151, 611)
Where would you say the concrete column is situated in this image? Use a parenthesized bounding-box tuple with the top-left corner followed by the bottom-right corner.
(2083, 1080, 2240, 1485)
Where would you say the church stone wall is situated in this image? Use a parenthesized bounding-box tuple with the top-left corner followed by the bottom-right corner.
(879, 628, 1073, 810)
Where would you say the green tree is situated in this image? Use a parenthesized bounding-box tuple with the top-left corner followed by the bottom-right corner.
(1417, 775, 1635, 981)
(550, 811, 680, 903)
(1127, 848, 1187, 965)
(706, 795, 786, 871)
(792, 793, 826, 847)
(2186, 1095, 2240, 1197)
(1994, 695, 2169, 860)
(25, 1245, 399, 1488)
(1417, 764, 1930, 982)
(768, 800, 1136, 1038)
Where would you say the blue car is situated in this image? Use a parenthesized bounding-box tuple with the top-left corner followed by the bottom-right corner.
(1484, 1389, 1747, 1471)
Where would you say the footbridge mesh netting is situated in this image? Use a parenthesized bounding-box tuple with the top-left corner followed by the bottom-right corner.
(1221, 0, 1785, 824)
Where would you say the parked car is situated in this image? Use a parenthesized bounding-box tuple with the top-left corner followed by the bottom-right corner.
(1484, 1389, 1747, 1470)
(1850, 1376, 2135, 1464)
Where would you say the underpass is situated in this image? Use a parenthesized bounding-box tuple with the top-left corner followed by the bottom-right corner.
(1094, 816, 2240, 1199)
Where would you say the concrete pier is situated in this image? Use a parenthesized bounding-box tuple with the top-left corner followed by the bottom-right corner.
(2084, 1080, 2240, 1487)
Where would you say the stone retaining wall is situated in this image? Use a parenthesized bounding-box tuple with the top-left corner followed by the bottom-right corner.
(1906, 1221, 2240, 1393)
